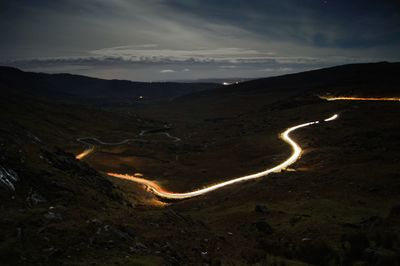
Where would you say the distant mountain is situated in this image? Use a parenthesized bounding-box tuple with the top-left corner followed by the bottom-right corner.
(194, 62, 400, 97)
(170, 77, 253, 84)
(2, 62, 399, 106)
(152, 62, 400, 120)
(0, 66, 219, 104)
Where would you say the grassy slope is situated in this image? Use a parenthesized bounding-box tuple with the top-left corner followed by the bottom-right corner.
(86, 87, 400, 264)
(0, 66, 219, 104)
(1, 63, 400, 265)
(0, 92, 166, 265)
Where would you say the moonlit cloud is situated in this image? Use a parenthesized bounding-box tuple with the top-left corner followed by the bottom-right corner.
(160, 69, 175, 73)
(91, 46, 269, 60)
(0, 0, 399, 81)
(260, 67, 293, 72)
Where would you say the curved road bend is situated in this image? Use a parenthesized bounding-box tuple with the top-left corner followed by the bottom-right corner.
(75, 132, 181, 160)
(139, 130, 181, 142)
(108, 114, 339, 199)
(75, 137, 144, 160)
(79, 96, 400, 199)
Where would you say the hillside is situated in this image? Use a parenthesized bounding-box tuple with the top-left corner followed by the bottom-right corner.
(186, 62, 400, 97)
(1, 63, 400, 265)
(0, 66, 219, 105)
(137, 62, 400, 121)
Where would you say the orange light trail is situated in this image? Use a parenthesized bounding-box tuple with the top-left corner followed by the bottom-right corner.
(107, 114, 339, 199)
(321, 96, 400, 101)
(75, 146, 94, 160)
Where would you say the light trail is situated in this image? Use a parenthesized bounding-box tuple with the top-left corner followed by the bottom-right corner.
(75, 132, 181, 161)
(324, 114, 338, 121)
(320, 96, 400, 101)
(75, 136, 140, 160)
(75, 146, 95, 160)
(108, 114, 339, 199)
(77, 137, 145, 146)
(139, 130, 181, 142)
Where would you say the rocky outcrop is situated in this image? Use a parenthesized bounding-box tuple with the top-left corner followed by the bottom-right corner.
(0, 166, 18, 191)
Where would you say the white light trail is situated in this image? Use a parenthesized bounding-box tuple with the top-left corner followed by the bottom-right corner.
(324, 114, 338, 121)
(108, 114, 339, 199)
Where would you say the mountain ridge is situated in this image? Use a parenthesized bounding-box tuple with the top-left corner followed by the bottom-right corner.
(0, 66, 220, 104)
(178, 62, 400, 100)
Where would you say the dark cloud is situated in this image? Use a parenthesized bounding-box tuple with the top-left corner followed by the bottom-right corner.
(166, 0, 400, 48)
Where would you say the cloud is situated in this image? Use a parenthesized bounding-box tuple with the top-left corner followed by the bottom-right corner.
(160, 69, 175, 73)
(89, 46, 270, 63)
(2, 45, 386, 82)
(261, 68, 274, 72)
(0, 0, 399, 81)
(218, 65, 240, 69)
(3, 48, 374, 68)
(260, 67, 293, 72)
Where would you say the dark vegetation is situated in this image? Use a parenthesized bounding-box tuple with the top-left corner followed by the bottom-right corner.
(1, 62, 400, 265)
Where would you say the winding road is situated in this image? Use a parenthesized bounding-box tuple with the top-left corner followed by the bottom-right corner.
(75, 131, 180, 160)
(107, 114, 338, 199)
(77, 96, 400, 200)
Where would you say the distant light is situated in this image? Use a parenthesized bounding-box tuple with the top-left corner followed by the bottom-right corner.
(222, 82, 231, 86)
(139, 95, 144, 99)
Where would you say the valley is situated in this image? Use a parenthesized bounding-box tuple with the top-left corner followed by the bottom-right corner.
(1, 63, 400, 265)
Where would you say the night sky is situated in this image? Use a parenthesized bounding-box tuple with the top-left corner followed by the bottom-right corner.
(1, 0, 399, 81)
